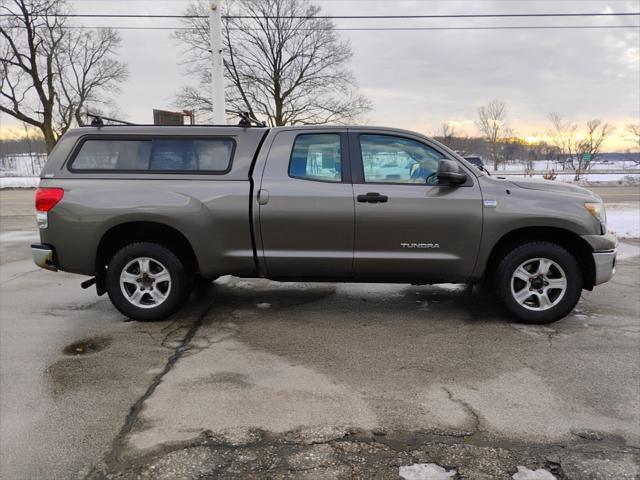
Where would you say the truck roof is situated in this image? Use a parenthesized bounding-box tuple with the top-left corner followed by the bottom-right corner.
(67, 124, 429, 137)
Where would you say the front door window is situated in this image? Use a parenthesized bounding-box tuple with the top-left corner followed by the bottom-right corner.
(360, 134, 444, 185)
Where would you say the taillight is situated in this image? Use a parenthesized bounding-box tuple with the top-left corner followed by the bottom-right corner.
(35, 188, 64, 212)
(35, 188, 64, 229)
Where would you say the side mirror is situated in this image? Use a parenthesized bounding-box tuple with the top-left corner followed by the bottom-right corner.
(437, 159, 467, 185)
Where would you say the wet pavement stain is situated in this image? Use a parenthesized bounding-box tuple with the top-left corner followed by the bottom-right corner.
(63, 336, 112, 355)
(44, 337, 113, 395)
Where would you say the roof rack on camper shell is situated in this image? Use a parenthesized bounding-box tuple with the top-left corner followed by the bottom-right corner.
(85, 111, 266, 128)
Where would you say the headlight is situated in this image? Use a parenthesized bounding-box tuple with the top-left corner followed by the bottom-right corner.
(585, 202, 606, 226)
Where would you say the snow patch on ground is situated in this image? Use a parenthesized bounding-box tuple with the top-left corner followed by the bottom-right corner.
(399, 463, 457, 480)
(434, 283, 465, 291)
(0, 153, 47, 176)
(0, 230, 39, 244)
(0, 176, 39, 189)
(256, 302, 271, 309)
(617, 242, 640, 260)
(214, 275, 238, 286)
(607, 209, 640, 238)
(512, 466, 557, 480)
(518, 173, 640, 184)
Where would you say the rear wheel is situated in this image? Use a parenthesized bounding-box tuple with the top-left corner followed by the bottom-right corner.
(106, 242, 187, 321)
(495, 242, 583, 324)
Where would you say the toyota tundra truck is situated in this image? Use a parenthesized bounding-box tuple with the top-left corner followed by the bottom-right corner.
(31, 124, 617, 323)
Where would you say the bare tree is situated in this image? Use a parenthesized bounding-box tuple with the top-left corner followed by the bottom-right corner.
(437, 122, 476, 156)
(547, 112, 578, 169)
(574, 119, 613, 180)
(0, 0, 128, 152)
(626, 123, 640, 154)
(55, 28, 128, 131)
(476, 100, 508, 171)
(441, 122, 456, 148)
(548, 113, 613, 180)
(174, 0, 371, 126)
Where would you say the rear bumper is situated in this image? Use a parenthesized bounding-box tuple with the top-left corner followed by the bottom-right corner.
(592, 250, 616, 285)
(31, 244, 58, 272)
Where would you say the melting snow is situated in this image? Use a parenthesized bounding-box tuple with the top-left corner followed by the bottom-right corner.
(435, 283, 465, 291)
(399, 463, 457, 480)
(606, 209, 640, 238)
(214, 275, 239, 286)
(512, 466, 557, 480)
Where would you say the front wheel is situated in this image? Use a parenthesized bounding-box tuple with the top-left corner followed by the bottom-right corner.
(106, 242, 187, 321)
(495, 242, 583, 324)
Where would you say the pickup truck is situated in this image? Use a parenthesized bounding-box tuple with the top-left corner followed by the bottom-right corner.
(31, 125, 617, 324)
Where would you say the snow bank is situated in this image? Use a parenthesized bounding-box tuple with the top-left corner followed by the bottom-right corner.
(0, 153, 47, 176)
(526, 173, 639, 184)
(498, 159, 639, 173)
(489, 159, 640, 185)
(0, 176, 39, 189)
(607, 209, 640, 238)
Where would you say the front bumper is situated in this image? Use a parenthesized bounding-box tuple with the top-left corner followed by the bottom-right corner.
(592, 249, 616, 285)
(31, 244, 58, 272)
(581, 232, 617, 286)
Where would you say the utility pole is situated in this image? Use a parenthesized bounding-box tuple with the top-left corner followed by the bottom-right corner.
(210, 1, 226, 124)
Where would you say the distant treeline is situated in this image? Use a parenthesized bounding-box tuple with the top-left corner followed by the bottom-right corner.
(432, 135, 639, 163)
(1, 135, 637, 163)
(0, 137, 47, 157)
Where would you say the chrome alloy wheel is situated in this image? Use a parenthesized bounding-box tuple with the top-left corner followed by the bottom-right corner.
(510, 257, 567, 311)
(119, 257, 172, 309)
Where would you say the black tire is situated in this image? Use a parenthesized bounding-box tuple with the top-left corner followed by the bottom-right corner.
(106, 242, 187, 321)
(495, 241, 583, 324)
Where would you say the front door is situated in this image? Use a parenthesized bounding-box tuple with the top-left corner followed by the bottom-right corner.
(350, 131, 483, 282)
(258, 130, 354, 278)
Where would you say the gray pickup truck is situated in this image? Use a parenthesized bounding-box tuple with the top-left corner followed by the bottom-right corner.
(32, 124, 617, 324)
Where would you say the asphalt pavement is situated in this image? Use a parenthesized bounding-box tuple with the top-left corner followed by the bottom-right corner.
(0, 187, 639, 479)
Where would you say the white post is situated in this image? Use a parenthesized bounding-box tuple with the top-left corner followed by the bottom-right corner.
(210, 1, 226, 124)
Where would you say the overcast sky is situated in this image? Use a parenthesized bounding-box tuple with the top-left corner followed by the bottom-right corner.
(1, 0, 639, 150)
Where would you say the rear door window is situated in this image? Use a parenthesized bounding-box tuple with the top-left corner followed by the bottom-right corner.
(70, 138, 234, 173)
(289, 134, 342, 182)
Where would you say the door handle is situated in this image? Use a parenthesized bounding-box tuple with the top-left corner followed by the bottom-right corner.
(357, 192, 389, 203)
(257, 189, 269, 205)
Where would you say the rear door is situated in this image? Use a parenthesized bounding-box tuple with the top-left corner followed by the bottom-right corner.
(350, 130, 483, 282)
(257, 129, 354, 278)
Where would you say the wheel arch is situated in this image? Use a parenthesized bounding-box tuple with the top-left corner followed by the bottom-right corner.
(96, 221, 199, 282)
(483, 226, 595, 290)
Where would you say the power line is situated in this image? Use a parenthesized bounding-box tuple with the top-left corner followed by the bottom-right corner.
(1, 12, 639, 19)
(67, 0, 637, 2)
(67, 0, 638, 2)
(3, 24, 636, 31)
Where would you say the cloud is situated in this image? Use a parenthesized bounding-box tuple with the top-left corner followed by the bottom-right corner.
(338, 0, 639, 148)
(1, 0, 638, 151)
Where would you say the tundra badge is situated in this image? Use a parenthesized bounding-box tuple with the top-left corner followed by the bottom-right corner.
(400, 243, 440, 249)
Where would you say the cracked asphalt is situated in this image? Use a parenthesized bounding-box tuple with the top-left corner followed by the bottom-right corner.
(1, 188, 639, 479)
